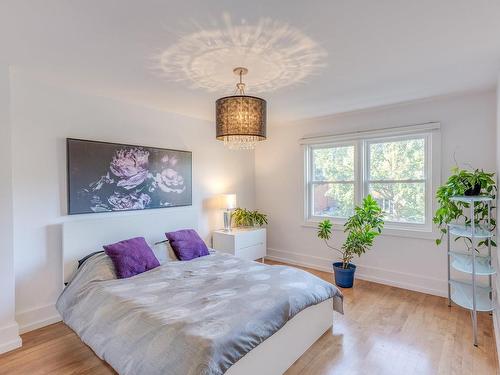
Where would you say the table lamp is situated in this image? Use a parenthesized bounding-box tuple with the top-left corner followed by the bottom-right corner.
(220, 194, 237, 231)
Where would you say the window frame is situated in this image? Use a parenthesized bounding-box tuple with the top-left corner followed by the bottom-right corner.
(303, 123, 440, 236)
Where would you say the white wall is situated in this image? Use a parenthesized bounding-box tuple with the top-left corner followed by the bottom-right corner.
(0, 65, 21, 353)
(10, 71, 256, 333)
(256, 90, 497, 296)
(495, 75, 500, 360)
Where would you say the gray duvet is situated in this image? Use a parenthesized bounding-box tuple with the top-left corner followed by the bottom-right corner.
(57, 252, 343, 375)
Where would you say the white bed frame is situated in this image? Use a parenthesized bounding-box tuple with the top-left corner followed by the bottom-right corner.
(62, 210, 333, 375)
(226, 298, 333, 375)
(62, 207, 197, 284)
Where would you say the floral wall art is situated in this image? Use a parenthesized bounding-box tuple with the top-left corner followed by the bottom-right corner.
(67, 139, 192, 214)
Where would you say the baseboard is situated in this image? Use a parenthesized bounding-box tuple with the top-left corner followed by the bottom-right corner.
(267, 248, 448, 297)
(0, 322, 22, 354)
(16, 303, 61, 334)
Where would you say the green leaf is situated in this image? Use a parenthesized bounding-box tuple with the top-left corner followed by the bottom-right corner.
(317, 219, 333, 240)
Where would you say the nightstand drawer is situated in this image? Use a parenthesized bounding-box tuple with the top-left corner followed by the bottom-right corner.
(212, 228, 267, 262)
(234, 229, 265, 249)
(235, 243, 266, 261)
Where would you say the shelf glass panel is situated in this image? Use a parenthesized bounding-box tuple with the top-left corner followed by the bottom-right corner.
(449, 280, 494, 312)
(449, 251, 495, 276)
(450, 195, 493, 203)
(448, 224, 493, 238)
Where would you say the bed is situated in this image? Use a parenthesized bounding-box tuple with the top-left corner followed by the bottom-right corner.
(58, 209, 343, 375)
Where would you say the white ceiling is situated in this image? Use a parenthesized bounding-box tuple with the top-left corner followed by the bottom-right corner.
(3, 0, 500, 124)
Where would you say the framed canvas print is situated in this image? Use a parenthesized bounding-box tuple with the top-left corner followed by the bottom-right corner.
(67, 138, 192, 215)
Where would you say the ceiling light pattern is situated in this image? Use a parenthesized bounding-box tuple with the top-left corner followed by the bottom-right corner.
(157, 14, 327, 93)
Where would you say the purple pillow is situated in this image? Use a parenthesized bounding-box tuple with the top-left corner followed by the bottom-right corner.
(103, 237, 160, 279)
(165, 229, 209, 261)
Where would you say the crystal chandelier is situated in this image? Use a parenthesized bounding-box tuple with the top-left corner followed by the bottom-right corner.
(216, 67, 267, 150)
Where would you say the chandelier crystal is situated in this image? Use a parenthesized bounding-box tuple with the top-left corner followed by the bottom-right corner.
(216, 67, 267, 150)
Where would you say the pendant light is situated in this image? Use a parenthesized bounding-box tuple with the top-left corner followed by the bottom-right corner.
(215, 67, 267, 150)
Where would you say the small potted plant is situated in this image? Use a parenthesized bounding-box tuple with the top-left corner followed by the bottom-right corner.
(231, 208, 268, 227)
(434, 167, 496, 247)
(317, 195, 384, 288)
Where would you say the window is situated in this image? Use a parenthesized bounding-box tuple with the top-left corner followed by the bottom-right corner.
(366, 137, 426, 224)
(304, 123, 440, 233)
(311, 144, 355, 218)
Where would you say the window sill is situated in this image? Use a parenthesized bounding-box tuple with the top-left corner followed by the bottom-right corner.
(301, 221, 437, 240)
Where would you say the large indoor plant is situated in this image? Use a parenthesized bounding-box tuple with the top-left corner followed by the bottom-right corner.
(317, 195, 384, 288)
(433, 167, 496, 249)
(231, 208, 268, 227)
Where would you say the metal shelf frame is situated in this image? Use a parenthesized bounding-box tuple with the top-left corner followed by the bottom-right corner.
(447, 195, 495, 347)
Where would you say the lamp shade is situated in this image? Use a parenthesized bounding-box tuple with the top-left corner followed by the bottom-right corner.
(216, 95, 266, 149)
(220, 194, 237, 210)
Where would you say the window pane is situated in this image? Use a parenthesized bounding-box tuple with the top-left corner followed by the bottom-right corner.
(368, 182, 425, 223)
(312, 145, 354, 181)
(312, 182, 354, 218)
(369, 138, 425, 180)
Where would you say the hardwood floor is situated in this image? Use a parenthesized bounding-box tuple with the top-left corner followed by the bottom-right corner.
(0, 260, 497, 374)
(276, 262, 499, 375)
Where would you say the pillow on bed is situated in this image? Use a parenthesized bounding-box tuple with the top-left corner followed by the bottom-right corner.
(165, 243, 180, 262)
(78, 251, 105, 268)
(165, 229, 209, 261)
(103, 237, 160, 279)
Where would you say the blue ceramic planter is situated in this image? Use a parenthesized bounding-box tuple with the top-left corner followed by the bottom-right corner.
(332, 262, 356, 288)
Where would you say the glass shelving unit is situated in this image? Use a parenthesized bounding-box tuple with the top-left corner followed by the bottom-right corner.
(447, 195, 495, 347)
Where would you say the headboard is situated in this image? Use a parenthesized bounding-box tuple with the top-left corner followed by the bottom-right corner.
(62, 207, 197, 284)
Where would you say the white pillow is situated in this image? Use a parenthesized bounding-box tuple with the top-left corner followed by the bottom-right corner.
(152, 242, 179, 264)
(166, 243, 179, 262)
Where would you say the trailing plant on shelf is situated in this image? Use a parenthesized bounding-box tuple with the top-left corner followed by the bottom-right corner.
(231, 208, 268, 227)
(433, 167, 496, 250)
(317, 195, 384, 288)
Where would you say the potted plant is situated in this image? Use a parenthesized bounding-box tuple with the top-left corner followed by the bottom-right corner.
(434, 167, 496, 248)
(231, 208, 268, 227)
(317, 195, 384, 288)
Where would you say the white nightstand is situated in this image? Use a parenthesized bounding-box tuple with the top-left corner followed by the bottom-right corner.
(212, 227, 266, 262)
